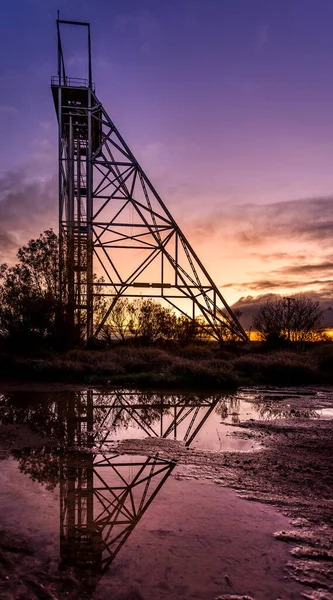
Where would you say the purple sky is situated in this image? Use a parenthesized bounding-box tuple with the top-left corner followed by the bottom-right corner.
(1, 0, 333, 323)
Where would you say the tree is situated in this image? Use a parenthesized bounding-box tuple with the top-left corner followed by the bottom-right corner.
(0, 230, 110, 348)
(0, 230, 61, 344)
(253, 294, 324, 342)
(101, 298, 132, 343)
(128, 298, 177, 343)
(215, 309, 243, 342)
(173, 315, 200, 344)
(101, 297, 204, 345)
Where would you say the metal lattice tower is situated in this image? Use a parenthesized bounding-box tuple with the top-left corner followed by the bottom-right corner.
(52, 19, 248, 342)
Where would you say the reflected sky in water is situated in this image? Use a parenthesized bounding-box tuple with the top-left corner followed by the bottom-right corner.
(0, 386, 325, 596)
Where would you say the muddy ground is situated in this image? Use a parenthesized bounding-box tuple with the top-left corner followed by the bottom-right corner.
(0, 387, 332, 599)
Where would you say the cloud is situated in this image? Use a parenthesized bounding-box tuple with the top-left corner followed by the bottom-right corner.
(229, 262, 333, 293)
(187, 196, 333, 249)
(232, 291, 333, 329)
(225, 276, 333, 294)
(114, 9, 159, 55)
(252, 252, 307, 262)
(256, 24, 269, 52)
(0, 168, 57, 263)
(39, 120, 53, 131)
(275, 262, 333, 276)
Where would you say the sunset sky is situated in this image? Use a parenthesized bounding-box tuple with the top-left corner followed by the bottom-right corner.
(1, 0, 333, 326)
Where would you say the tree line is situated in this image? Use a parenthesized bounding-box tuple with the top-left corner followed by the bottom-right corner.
(0, 230, 206, 348)
(0, 230, 327, 349)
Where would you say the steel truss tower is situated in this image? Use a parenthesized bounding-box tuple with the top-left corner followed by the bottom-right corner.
(52, 19, 248, 342)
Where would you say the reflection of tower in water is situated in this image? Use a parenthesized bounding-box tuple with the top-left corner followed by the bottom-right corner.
(0, 389, 227, 594)
(59, 391, 176, 591)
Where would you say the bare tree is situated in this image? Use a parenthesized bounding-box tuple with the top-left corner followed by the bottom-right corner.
(253, 294, 324, 342)
(101, 298, 132, 343)
(128, 299, 177, 343)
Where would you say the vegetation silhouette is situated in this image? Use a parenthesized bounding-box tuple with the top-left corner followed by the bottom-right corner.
(1, 232, 333, 389)
(252, 294, 324, 344)
(0, 230, 216, 350)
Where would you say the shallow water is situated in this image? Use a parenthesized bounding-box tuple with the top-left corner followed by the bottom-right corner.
(0, 385, 332, 599)
(0, 456, 305, 600)
(0, 386, 323, 455)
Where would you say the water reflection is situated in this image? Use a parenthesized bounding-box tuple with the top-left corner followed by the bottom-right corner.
(1, 390, 231, 595)
(0, 389, 321, 452)
(0, 387, 325, 595)
(0, 390, 235, 449)
(89, 390, 223, 448)
(59, 451, 176, 593)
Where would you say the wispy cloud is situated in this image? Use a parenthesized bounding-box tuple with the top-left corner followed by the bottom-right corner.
(114, 9, 160, 55)
(256, 23, 269, 52)
(275, 262, 333, 276)
(188, 196, 333, 247)
(227, 278, 333, 292)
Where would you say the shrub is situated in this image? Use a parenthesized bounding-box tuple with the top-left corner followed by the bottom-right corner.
(116, 346, 173, 373)
(262, 353, 318, 385)
(167, 358, 238, 388)
(180, 344, 214, 360)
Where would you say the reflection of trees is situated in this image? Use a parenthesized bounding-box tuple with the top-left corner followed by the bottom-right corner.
(215, 396, 241, 423)
(10, 446, 95, 492)
(253, 401, 319, 420)
(11, 446, 62, 491)
(0, 392, 66, 439)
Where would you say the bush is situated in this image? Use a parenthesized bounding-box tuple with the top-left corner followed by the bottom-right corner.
(167, 358, 238, 388)
(232, 351, 318, 385)
(180, 344, 214, 360)
(311, 345, 333, 379)
(115, 346, 173, 373)
(262, 353, 318, 385)
(232, 354, 268, 377)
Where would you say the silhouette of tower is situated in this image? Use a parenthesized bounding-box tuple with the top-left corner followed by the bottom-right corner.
(52, 19, 248, 342)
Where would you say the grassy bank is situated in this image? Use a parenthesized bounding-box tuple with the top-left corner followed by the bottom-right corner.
(1, 342, 333, 389)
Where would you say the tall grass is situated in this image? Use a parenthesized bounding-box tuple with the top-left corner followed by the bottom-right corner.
(0, 342, 331, 387)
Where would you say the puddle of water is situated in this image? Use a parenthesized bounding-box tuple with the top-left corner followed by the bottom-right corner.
(317, 407, 333, 418)
(237, 385, 333, 412)
(0, 453, 305, 600)
(0, 449, 176, 590)
(0, 387, 330, 456)
(0, 386, 328, 599)
(0, 390, 263, 453)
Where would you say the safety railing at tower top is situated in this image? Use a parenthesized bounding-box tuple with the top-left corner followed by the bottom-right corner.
(51, 76, 95, 91)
